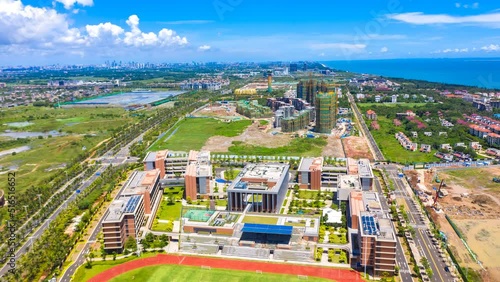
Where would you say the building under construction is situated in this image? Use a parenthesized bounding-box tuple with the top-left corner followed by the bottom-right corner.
(281, 110, 311, 132)
(315, 92, 338, 133)
(296, 80, 329, 106)
(236, 100, 273, 118)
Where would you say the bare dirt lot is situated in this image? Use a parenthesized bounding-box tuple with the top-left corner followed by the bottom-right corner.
(202, 121, 291, 152)
(341, 136, 373, 160)
(424, 167, 500, 282)
(455, 219, 500, 281)
(193, 103, 243, 119)
(322, 135, 345, 158)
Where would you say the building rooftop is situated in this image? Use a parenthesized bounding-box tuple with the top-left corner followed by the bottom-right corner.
(143, 151, 157, 163)
(357, 159, 373, 178)
(104, 195, 142, 222)
(228, 163, 289, 192)
(338, 175, 361, 190)
(122, 170, 160, 196)
(298, 157, 323, 172)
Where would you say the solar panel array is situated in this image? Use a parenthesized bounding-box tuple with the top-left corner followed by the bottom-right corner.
(124, 195, 141, 213)
(361, 215, 378, 236)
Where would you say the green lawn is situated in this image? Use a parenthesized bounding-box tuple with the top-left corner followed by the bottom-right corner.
(72, 253, 159, 282)
(296, 190, 321, 200)
(109, 265, 331, 282)
(149, 118, 252, 151)
(358, 102, 428, 108)
(156, 201, 182, 221)
(442, 168, 500, 191)
(216, 199, 228, 207)
(369, 116, 439, 163)
(329, 233, 348, 244)
(241, 216, 278, 224)
(226, 137, 327, 157)
(224, 169, 241, 180)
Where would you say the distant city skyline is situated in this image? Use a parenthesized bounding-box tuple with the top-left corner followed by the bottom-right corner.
(1, 0, 500, 65)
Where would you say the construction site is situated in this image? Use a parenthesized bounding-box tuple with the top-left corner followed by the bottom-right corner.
(406, 166, 500, 281)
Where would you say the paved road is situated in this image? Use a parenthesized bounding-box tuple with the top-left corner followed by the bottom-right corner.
(59, 175, 132, 282)
(60, 133, 145, 281)
(373, 177, 413, 282)
(0, 164, 109, 277)
(346, 91, 385, 161)
(385, 166, 454, 282)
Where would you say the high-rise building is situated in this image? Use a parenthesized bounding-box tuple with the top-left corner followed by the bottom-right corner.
(296, 81, 304, 99)
(349, 191, 397, 276)
(267, 70, 273, 93)
(315, 92, 337, 133)
(290, 63, 298, 72)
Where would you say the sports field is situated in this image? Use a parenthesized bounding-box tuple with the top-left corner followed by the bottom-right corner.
(87, 254, 361, 282)
(149, 118, 252, 151)
(109, 265, 330, 282)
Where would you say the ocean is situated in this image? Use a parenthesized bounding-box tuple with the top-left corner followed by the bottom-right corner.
(323, 58, 500, 90)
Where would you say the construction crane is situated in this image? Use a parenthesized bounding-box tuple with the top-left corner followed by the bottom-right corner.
(432, 180, 445, 209)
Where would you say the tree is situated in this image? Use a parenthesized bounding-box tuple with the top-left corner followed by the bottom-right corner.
(124, 236, 137, 252)
(394, 265, 400, 275)
(186, 196, 192, 204)
(112, 251, 117, 261)
(100, 245, 107, 261)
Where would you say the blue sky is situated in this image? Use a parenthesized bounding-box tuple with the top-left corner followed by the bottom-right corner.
(1, 0, 499, 65)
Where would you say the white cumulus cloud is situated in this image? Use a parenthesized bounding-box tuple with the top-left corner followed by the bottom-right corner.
(54, 0, 94, 10)
(123, 15, 188, 47)
(0, 1, 190, 59)
(481, 44, 500, 51)
(387, 11, 500, 28)
(380, 46, 388, 53)
(0, 0, 83, 46)
(311, 43, 366, 50)
(198, 45, 211, 51)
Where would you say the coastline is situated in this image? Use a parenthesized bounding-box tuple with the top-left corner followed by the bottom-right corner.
(322, 57, 500, 90)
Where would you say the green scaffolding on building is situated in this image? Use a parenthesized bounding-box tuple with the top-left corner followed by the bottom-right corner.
(315, 92, 337, 134)
(236, 100, 273, 118)
(281, 109, 311, 132)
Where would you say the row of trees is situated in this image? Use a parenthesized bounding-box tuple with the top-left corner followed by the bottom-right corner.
(2, 164, 129, 281)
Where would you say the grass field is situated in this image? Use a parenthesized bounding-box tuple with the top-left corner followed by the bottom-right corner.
(149, 118, 252, 152)
(296, 190, 321, 200)
(369, 116, 439, 163)
(241, 216, 278, 224)
(155, 201, 182, 221)
(358, 102, 428, 108)
(226, 137, 327, 157)
(441, 167, 500, 191)
(72, 253, 159, 282)
(0, 106, 140, 193)
(108, 265, 330, 282)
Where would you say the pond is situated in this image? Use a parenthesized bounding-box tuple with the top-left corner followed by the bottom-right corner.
(4, 121, 34, 128)
(0, 130, 64, 139)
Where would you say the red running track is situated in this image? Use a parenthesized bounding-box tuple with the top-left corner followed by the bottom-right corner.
(88, 254, 362, 282)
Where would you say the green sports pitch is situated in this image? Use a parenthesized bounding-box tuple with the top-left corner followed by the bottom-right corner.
(109, 265, 331, 282)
